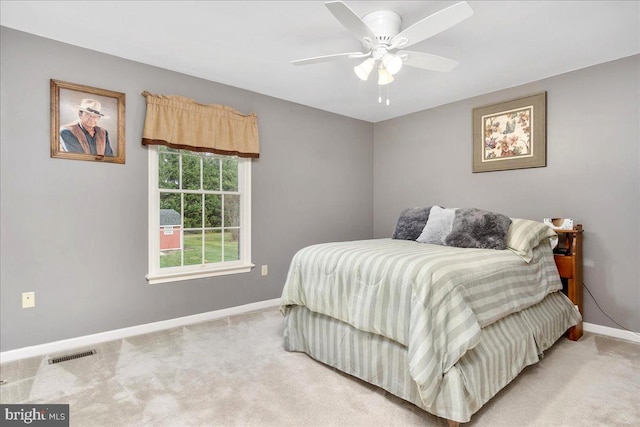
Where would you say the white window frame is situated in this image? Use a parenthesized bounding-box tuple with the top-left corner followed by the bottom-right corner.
(146, 146, 253, 284)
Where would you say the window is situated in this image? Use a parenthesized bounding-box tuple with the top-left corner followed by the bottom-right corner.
(147, 145, 252, 284)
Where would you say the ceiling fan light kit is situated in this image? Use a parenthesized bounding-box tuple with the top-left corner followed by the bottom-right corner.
(382, 54, 403, 75)
(292, 1, 474, 101)
(377, 66, 394, 86)
(354, 58, 376, 80)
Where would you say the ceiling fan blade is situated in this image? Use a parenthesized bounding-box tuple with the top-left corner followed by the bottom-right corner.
(325, 1, 376, 44)
(398, 50, 459, 72)
(292, 52, 369, 66)
(391, 1, 473, 49)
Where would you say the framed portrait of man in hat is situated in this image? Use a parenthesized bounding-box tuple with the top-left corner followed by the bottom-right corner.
(50, 79, 125, 164)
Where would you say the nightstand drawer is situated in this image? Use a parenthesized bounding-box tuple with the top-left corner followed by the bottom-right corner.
(554, 255, 573, 278)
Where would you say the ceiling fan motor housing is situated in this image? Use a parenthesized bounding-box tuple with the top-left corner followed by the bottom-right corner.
(362, 10, 402, 44)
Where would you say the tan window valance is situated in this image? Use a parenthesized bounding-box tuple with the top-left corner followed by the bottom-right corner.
(141, 91, 259, 158)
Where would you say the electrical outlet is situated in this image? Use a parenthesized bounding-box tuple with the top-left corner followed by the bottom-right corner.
(22, 292, 35, 308)
(261, 265, 268, 276)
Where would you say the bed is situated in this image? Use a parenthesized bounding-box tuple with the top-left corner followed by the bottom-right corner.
(279, 208, 582, 425)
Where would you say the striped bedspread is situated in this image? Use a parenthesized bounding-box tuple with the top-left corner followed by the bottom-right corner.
(280, 238, 562, 407)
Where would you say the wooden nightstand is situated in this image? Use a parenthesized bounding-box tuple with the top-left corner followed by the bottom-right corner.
(553, 224, 583, 340)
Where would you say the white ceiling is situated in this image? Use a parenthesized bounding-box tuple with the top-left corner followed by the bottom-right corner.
(1, 1, 639, 123)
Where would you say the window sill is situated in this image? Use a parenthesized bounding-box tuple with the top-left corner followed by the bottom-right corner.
(146, 263, 255, 284)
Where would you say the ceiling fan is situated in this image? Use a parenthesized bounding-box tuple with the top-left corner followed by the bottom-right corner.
(292, 1, 474, 86)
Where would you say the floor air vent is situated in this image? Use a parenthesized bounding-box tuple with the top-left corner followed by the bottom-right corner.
(48, 349, 97, 364)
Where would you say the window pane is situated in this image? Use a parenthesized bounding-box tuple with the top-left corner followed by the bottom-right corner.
(158, 145, 179, 154)
(159, 193, 182, 268)
(160, 192, 181, 214)
(222, 158, 238, 191)
(182, 154, 201, 190)
(205, 194, 222, 228)
(224, 229, 240, 261)
(204, 230, 223, 264)
(203, 155, 220, 191)
(159, 152, 179, 189)
(184, 194, 202, 228)
(224, 194, 240, 227)
(160, 248, 182, 268)
(183, 230, 203, 266)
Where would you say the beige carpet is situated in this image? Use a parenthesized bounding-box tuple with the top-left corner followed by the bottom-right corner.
(1, 307, 639, 427)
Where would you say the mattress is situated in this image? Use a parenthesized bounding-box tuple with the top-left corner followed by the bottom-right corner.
(280, 236, 581, 422)
(281, 238, 565, 409)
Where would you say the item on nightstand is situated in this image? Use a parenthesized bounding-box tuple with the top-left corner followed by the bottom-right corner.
(553, 247, 571, 255)
(544, 217, 574, 230)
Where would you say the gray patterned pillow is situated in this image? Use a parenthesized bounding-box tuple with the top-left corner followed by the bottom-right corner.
(445, 208, 512, 250)
(392, 207, 432, 240)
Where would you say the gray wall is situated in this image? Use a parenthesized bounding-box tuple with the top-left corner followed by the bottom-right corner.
(374, 55, 640, 332)
(2, 27, 637, 353)
(0, 27, 374, 352)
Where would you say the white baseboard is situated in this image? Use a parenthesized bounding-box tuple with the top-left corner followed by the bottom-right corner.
(583, 322, 640, 344)
(0, 298, 281, 363)
(3, 304, 636, 364)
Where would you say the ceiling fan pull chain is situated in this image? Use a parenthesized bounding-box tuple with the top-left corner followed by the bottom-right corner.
(378, 85, 390, 106)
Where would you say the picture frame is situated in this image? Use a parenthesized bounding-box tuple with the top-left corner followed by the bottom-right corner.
(50, 79, 125, 164)
(472, 92, 546, 173)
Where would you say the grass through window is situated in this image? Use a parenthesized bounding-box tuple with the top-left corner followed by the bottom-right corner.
(160, 231, 239, 268)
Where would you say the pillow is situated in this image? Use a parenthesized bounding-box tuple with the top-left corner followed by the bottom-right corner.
(392, 207, 431, 240)
(507, 218, 558, 262)
(416, 206, 456, 245)
(444, 208, 512, 250)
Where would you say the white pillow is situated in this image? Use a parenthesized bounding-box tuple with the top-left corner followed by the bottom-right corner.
(416, 206, 456, 245)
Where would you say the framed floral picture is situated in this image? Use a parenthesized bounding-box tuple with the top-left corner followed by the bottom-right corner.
(50, 79, 125, 164)
(472, 92, 546, 172)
